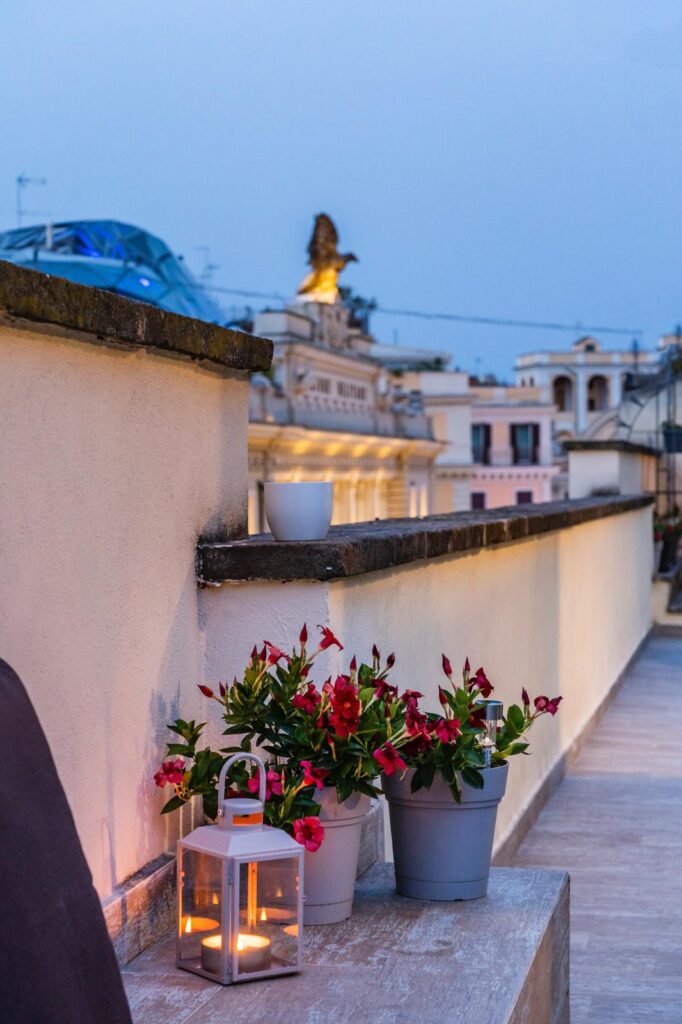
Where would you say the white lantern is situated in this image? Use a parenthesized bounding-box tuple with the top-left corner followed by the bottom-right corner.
(176, 754, 304, 984)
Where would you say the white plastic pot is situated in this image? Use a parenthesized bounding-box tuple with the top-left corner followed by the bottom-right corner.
(264, 482, 333, 541)
(303, 788, 370, 925)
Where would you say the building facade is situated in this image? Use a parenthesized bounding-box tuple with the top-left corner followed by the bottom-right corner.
(247, 301, 442, 531)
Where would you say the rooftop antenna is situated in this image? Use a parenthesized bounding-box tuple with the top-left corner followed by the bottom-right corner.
(194, 245, 220, 287)
(16, 173, 47, 227)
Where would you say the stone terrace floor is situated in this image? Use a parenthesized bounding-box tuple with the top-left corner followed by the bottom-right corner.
(506, 626, 682, 1023)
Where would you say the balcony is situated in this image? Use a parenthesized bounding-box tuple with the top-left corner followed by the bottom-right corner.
(2, 263, 679, 1024)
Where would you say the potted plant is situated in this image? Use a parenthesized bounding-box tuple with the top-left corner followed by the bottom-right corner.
(657, 511, 681, 573)
(380, 656, 561, 901)
(662, 422, 682, 453)
(653, 517, 664, 576)
(155, 625, 398, 925)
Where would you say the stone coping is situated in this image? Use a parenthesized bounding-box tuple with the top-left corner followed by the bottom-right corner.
(121, 864, 570, 1024)
(0, 260, 272, 374)
(564, 439, 660, 457)
(198, 494, 653, 584)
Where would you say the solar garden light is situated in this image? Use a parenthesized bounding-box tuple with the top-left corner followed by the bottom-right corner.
(480, 700, 504, 769)
(176, 752, 304, 985)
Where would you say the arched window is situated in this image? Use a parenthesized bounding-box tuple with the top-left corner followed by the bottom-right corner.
(587, 375, 609, 412)
(553, 375, 574, 412)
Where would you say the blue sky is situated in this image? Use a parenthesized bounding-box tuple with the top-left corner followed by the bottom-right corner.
(2, 1, 681, 376)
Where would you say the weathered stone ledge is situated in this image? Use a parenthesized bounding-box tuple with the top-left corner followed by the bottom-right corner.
(121, 864, 570, 1024)
(0, 260, 272, 373)
(198, 494, 653, 583)
(564, 438, 660, 457)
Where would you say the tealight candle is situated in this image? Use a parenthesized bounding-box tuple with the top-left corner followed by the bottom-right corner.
(258, 906, 296, 925)
(201, 933, 272, 975)
(181, 915, 220, 935)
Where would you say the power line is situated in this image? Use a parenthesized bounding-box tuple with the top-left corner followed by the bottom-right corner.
(204, 282, 642, 336)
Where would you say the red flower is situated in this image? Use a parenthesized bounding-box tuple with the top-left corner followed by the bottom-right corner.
(154, 759, 185, 788)
(405, 704, 430, 738)
(472, 667, 493, 699)
(265, 642, 291, 666)
(373, 742, 407, 777)
(433, 718, 462, 744)
(349, 655, 357, 672)
(300, 760, 329, 790)
(248, 769, 283, 800)
(300, 623, 308, 645)
(292, 682, 321, 714)
(328, 677, 361, 738)
(442, 654, 453, 678)
(198, 684, 215, 699)
(293, 816, 325, 852)
(535, 695, 562, 716)
(318, 626, 344, 651)
(374, 679, 398, 701)
(401, 689, 423, 705)
(522, 687, 530, 707)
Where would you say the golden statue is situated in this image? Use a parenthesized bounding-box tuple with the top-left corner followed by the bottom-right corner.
(296, 213, 357, 303)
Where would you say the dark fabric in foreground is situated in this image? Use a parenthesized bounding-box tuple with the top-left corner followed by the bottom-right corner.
(0, 659, 132, 1024)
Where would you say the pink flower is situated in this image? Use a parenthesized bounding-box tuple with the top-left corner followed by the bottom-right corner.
(442, 654, 453, 678)
(433, 718, 462, 744)
(248, 769, 283, 800)
(405, 704, 429, 738)
(154, 759, 185, 788)
(265, 642, 290, 666)
(401, 689, 423, 705)
(472, 667, 493, 699)
(373, 742, 407, 777)
(293, 682, 321, 714)
(293, 816, 325, 852)
(535, 695, 562, 716)
(300, 760, 329, 790)
(318, 626, 344, 651)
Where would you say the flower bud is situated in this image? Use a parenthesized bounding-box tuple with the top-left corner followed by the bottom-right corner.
(219, 681, 226, 698)
(198, 684, 214, 698)
(521, 687, 530, 707)
(300, 623, 308, 644)
(387, 652, 396, 669)
(349, 655, 357, 672)
(442, 654, 453, 678)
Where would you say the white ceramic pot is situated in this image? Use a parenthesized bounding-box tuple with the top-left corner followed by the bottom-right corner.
(264, 482, 333, 541)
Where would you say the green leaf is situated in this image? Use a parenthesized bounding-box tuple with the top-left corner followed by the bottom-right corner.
(161, 795, 186, 814)
(506, 704, 524, 733)
(461, 766, 485, 790)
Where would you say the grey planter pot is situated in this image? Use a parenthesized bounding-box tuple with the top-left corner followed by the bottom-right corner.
(383, 764, 509, 901)
(303, 788, 370, 925)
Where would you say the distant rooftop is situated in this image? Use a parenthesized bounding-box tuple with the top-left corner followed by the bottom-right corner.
(0, 220, 224, 324)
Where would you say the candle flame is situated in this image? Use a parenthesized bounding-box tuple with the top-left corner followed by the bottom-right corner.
(276, 887, 283, 899)
(260, 908, 267, 922)
(184, 917, 192, 934)
(212, 893, 219, 905)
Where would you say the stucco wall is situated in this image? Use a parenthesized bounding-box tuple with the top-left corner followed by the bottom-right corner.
(201, 505, 652, 854)
(568, 448, 656, 500)
(0, 324, 250, 898)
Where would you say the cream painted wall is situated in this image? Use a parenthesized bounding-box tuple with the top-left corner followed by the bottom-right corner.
(568, 448, 656, 500)
(201, 506, 652, 855)
(0, 325, 250, 898)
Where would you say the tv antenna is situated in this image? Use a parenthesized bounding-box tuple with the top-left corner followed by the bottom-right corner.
(16, 173, 47, 227)
(194, 245, 220, 287)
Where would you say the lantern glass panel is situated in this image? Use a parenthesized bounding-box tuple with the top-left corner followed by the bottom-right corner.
(177, 847, 225, 977)
(233, 856, 300, 978)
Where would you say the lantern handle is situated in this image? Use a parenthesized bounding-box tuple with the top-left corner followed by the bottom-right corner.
(218, 752, 267, 809)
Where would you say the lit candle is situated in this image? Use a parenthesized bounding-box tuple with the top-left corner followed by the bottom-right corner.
(181, 915, 220, 935)
(201, 933, 272, 975)
(258, 906, 296, 925)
